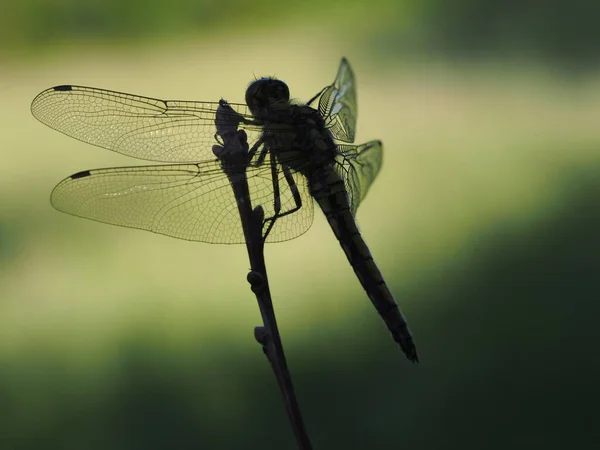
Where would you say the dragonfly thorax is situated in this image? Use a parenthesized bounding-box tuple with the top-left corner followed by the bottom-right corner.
(262, 104, 338, 179)
(245, 77, 338, 176)
(246, 78, 290, 120)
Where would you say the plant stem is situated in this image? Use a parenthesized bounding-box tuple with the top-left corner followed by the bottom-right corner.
(213, 108, 312, 450)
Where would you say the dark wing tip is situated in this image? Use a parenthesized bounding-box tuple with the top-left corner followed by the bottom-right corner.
(53, 85, 73, 92)
(70, 170, 92, 180)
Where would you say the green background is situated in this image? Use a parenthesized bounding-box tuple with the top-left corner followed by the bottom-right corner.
(1, 1, 599, 449)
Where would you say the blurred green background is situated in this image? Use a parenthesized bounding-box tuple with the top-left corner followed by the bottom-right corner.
(1, 1, 599, 449)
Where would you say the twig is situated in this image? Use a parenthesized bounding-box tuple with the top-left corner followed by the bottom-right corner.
(213, 101, 312, 450)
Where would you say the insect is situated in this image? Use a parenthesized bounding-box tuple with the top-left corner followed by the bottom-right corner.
(31, 58, 418, 362)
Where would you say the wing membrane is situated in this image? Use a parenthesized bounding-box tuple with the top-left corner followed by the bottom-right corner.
(36, 61, 370, 243)
(31, 85, 263, 163)
(51, 159, 313, 244)
(318, 58, 357, 143)
(335, 140, 383, 215)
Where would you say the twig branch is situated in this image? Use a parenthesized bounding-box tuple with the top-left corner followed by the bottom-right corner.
(213, 101, 312, 450)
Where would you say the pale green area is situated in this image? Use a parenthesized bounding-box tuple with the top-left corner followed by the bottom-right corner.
(1, 19, 599, 450)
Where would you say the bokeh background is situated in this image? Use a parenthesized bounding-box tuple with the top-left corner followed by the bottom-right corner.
(1, 1, 599, 449)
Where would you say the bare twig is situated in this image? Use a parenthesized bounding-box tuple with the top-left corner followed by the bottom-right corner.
(213, 101, 312, 450)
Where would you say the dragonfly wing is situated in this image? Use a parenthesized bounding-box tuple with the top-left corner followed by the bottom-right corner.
(31, 85, 262, 163)
(51, 159, 313, 244)
(317, 58, 357, 143)
(335, 140, 383, 215)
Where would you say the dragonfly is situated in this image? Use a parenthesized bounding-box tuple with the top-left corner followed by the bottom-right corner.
(31, 58, 418, 362)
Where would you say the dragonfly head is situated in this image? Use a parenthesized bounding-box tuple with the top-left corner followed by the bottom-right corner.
(245, 78, 290, 118)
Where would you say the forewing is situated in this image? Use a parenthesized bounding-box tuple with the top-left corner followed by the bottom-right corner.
(335, 140, 382, 215)
(317, 58, 357, 143)
(51, 160, 313, 244)
(31, 85, 262, 163)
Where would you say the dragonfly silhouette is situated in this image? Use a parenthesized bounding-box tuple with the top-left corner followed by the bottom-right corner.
(31, 58, 418, 362)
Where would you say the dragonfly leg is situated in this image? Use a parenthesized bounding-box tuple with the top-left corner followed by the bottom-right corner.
(262, 155, 282, 240)
(248, 136, 265, 163)
(254, 140, 272, 168)
(261, 163, 303, 241)
(280, 164, 303, 215)
(272, 165, 303, 219)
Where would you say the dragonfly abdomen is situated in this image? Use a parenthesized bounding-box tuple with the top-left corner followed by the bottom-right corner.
(310, 167, 418, 363)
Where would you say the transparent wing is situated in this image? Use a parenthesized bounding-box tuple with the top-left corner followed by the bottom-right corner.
(31, 85, 263, 163)
(317, 58, 357, 143)
(51, 158, 314, 244)
(335, 140, 383, 215)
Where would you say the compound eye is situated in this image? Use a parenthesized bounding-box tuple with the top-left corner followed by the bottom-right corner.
(245, 82, 258, 108)
(245, 78, 290, 114)
(270, 80, 290, 102)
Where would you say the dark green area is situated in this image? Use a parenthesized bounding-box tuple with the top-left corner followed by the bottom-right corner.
(1, 167, 598, 449)
(4, 0, 599, 68)
(382, 0, 600, 67)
